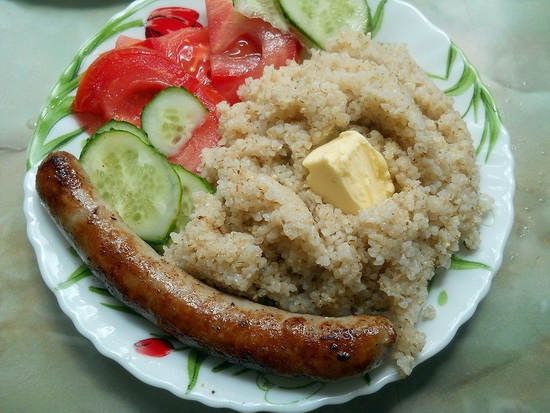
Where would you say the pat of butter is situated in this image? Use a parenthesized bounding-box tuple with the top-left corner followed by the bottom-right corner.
(302, 131, 394, 214)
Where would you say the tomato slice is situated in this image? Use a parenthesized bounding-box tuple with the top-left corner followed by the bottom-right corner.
(168, 112, 219, 172)
(73, 46, 225, 172)
(205, 0, 300, 104)
(73, 47, 222, 127)
(115, 35, 143, 48)
(145, 7, 203, 38)
(74, 48, 188, 126)
(138, 27, 212, 84)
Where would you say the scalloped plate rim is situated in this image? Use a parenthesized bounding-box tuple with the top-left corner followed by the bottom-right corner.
(23, 0, 515, 411)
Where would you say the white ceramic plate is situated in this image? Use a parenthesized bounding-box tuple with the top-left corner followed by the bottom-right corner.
(23, 0, 515, 411)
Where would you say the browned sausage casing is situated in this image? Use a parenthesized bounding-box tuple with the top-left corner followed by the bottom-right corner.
(35, 151, 397, 381)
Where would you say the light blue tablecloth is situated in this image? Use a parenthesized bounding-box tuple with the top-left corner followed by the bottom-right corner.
(1, 1, 548, 411)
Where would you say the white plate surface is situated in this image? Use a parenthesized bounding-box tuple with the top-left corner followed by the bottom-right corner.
(24, 0, 515, 411)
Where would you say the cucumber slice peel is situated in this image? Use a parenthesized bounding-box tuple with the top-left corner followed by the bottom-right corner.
(141, 86, 208, 158)
(233, 0, 290, 32)
(171, 164, 215, 232)
(94, 119, 150, 144)
(80, 130, 182, 244)
(277, 0, 369, 49)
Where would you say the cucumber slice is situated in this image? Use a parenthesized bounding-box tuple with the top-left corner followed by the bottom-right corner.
(233, 0, 290, 32)
(141, 86, 209, 158)
(94, 119, 150, 144)
(80, 130, 182, 244)
(277, 0, 369, 49)
(173, 164, 215, 196)
(171, 164, 215, 231)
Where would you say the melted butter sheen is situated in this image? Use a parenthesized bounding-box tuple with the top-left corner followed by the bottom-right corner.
(302, 131, 395, 214)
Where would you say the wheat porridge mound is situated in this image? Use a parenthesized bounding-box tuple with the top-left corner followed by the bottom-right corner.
(165, 31, 491, 375)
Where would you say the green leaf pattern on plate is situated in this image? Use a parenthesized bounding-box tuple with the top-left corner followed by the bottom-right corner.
(437, 290, 449, 306)
(253, 374, 326, 406)
(450, 255, 492, 271)
(99, 302, 141, 315)
(26, 0, 158, 169)
(428, 42, 504, 161)
(187, 348, 209, 393)
(88, 285, 113, 296)
(366, 0, 387, 37)
(54, 264, 92, 290)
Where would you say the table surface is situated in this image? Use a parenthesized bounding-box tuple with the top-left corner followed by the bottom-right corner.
(1, 1, 549, 412)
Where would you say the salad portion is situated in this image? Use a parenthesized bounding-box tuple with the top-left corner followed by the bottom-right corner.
(66, 0, 372, 250)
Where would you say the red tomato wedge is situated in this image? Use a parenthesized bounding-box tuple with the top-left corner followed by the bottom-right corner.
(73, 46, 225, 172)
(205, 0, 300, 103)
(138, 27, 212, 84)
(168, 112, 219, 172)
(145, 7, 202, 38)
(74, 48, 175, 127)
(73, 47, 223, 127)
(115, 35, 143, 48)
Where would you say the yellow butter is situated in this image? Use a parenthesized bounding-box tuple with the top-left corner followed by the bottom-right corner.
(302, 131, 394, 214)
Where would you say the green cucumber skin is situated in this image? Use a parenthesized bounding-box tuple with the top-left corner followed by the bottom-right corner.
(277, 0, 369, 49)
(141, 86, 208, 158)
(94, 119, 150, 144)
(232, 0, 290, 32)
(173, 164, 215, 195)
(170, 163, 215, 237)
(80, 130, 182, 244)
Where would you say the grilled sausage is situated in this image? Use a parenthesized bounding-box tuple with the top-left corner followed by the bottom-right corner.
(35, 151, 397, 381)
